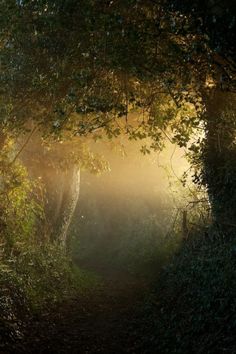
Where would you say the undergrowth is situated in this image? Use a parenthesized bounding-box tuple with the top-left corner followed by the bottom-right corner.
(140, 226, 236, 354)
(0, 139, 101, 352)
(0, 243, 98, 352)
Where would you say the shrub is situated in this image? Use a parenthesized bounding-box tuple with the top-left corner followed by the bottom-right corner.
(141, 228, 236, 353)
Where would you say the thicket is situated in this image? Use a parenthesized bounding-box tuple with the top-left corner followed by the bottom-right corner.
(0, 138, 84, 352)
(139, 225, 236, 354)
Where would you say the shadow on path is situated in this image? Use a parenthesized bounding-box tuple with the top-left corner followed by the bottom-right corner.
(20, 262, 150, 354)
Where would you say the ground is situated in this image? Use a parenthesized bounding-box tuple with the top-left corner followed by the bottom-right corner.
(17, 263, 150, 354)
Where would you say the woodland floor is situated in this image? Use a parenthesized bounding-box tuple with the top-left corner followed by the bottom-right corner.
(16, 263, 151, 354)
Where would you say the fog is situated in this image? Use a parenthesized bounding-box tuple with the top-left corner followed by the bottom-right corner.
(70, 139, 191, 273)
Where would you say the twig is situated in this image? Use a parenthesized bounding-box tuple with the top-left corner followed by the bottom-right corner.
(10, 126, 38, 165)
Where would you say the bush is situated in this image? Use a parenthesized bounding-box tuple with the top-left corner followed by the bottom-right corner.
(140, 228, 236, 353)
(0, 243, 78, 352)
(11, 244, 75, 308)
(0, 266, 28, 351)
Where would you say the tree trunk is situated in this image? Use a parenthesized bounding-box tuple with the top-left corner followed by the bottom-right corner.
(43, 165, 80, 247)
(20, 134, 80, 246)
(202, 89, 236, 230)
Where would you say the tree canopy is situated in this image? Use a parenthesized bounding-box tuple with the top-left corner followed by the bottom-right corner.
(1, 1, 234, 130)
(1, 0, 236, 225)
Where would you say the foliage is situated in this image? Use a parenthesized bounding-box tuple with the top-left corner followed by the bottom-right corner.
(0, 0, 211, 138)
(12, 244, 74, 308)
(140, 226, 236, 353)
(0, 241, 98, 352)
(0, 1, 236, 350)
(0, 138, 44, 253)
(109, 213, 181, 275)
(1, 0, 236, 226)
(0, 265, 27, 351)
(201, 93, 236, 226)
(0, 137, 85, 350)
(34, 136, 110, 175)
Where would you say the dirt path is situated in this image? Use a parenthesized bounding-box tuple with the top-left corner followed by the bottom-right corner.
(20, 266, 149, 354)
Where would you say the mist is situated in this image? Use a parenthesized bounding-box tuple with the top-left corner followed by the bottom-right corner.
(70, 139, 190, 274)
(3, 1, 234, 351)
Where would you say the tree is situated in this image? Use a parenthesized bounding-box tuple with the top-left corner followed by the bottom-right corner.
(1, 0, 236, 232)
(171, 0, 236, 228)
(19, 131, 108, 245)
